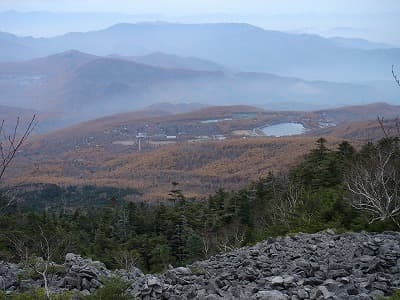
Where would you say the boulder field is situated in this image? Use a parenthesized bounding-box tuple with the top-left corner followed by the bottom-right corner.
(0, 230, 399, 299)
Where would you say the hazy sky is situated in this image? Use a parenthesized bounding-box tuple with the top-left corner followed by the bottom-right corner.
(1, 0, 400, 45)
(1, 0, 398, 14)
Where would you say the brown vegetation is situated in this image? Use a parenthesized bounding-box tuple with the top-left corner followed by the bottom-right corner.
(7, 136, 345, 201)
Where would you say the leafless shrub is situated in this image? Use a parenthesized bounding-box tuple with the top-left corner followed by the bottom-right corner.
(269, 175, 303, 229)
(345, 138, 400, 227)
(6, 225, 69, 299)
(216, 223, 245, 253)
(114, 249, 140, 271)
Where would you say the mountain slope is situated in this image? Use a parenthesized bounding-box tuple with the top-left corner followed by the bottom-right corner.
(329, 37, 392, 50)
(316, 102, 400, 123)
(308, 118, 400, 141)
(57, 57, 223, 114)
(0, 50, 97, 75)
(117, 52, 226, 72)
(10, 136, 344, 200)
(0, 105, 62, 133)
(0, 32, 37, 62)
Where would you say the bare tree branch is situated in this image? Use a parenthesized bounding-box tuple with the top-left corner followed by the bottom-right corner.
(0, 115, 36, 214)
(345, 138, 400, 227)
(0, 114, 37, 182)
(393, 65, 400, 87)
(377, 116, 390, 138)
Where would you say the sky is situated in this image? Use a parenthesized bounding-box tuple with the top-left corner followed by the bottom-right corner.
(0, 0, 400, 45)
(1, 0, 399, 14)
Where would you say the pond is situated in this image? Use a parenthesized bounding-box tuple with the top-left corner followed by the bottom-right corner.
(261, 122, 306, 137)
(200, 118, 233, 124)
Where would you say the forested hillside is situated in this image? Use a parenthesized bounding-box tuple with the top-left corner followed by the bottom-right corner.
(1, 137, 398, 276)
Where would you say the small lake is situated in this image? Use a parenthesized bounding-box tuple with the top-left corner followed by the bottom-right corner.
(200, 118, 233, 124)
(261, 123, 306, 137)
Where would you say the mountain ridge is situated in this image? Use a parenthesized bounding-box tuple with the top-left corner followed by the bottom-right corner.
(1, 22, 399, 81)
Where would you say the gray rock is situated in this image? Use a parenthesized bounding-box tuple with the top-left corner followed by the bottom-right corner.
(65, 253, 76, 262)
(316, 285, 334, 299)
(19, 279, 37, 292)
(297, 289, 309, 299)
(322, 279, 342, 292)
(369, 290, 385, 299)
(255, 290, 288, 300)
(90, 278, 102, 289)
(81, 278, 90, 290)
(371, 281, 388, 292)
(174, 267, 192, 275)
(358, 293, 372, 300)
(64, 276, 81, 289)
(204, 294, 222, 300)
(1, 232, 400, 299)
(147, 277, 161, 286)
(81, 289, 91, 296)
(271, 276, 284, 285)
(283, 276, 295, 286)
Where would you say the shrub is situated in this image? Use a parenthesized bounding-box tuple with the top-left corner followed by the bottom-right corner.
(82, 277, 134, 300)
(188, 267, 207, 276)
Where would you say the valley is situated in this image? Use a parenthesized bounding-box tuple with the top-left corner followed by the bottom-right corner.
(3, 102, 398, 202)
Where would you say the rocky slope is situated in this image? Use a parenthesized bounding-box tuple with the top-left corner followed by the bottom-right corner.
(0, 231, 399, 299)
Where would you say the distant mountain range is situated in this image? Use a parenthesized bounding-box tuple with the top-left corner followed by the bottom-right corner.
(1, 22, 399, 81)
(328, 37, 392, 50)
(0, 50, 390, 123)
